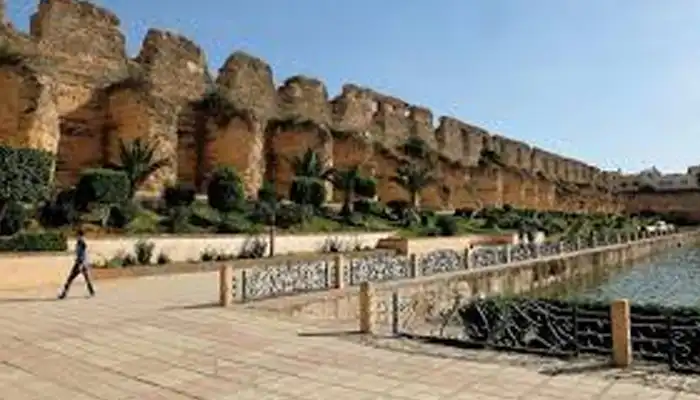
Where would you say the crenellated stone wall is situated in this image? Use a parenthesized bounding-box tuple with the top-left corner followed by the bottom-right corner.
(0, 0, 621, 212)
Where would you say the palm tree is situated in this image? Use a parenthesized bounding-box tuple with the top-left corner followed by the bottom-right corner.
(325, 165, 364, 215)
(113, 138, 170, 198)
(290, 148, 327, 178)
(391, 162, 436, 209)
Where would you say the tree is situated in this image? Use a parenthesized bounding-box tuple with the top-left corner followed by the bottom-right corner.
(391, 162, 435, 209)
(325, 165, 363, 215)
(288, 149, 328, 208)
(0, 147, 53, 229)
(112, 138, 170, 198)
(207, 166, 245, 213)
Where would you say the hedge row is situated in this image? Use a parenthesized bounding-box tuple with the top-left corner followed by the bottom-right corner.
(0, 232, 68, 252)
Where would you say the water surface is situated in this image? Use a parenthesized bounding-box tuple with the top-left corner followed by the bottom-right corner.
(576, 247, 700, 307)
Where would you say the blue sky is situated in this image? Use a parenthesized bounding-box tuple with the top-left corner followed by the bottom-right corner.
(7, 0, 700, 173)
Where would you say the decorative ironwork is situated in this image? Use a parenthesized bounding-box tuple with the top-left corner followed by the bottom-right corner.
(420, 249, 464, 276)
(509, 244, 536, 263)
(346, 254, 411, 285)
(537, 241, 561, 258)
(470, 246, 508, 268)
(560, 238, 577, 253)
(630, 307, 700, 373)
(395, 295, 613, 358)
(243, 259, 332, 300)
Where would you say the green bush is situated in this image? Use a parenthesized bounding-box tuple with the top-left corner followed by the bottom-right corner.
(107, 202, 137, 229)
(75, 169, 130, 206)
(216, 213, 253, 234)
(207, 166, 245, 213)
(257, 180, 277, 204)
(0, 202, 26, 236)
(0, 146, 53, 205)
(354, 199, 383, 216)
(163, 183, 196, 208)
(354, 177, 377, 198)
(39, 188, 78, 228)
(435, 215, 458, 236)
(289, 177, 326, 208)
(163, 206, 192, 234)
(275, 203, 305, 229)
(0, 231, 67, 252)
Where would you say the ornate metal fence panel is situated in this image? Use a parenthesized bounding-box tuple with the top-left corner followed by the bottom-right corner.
(630, 308, 700, 373)
(575, 304, 612, 355)
(470, 246, 508, 268)
(509, 244, 536, 263)
(346, 254, 411, 286)
(420, 249, 464, 276)
(394, 296, 614, 358)
(537, 241, 561, 258)
(670, 316, 700, 373)
(243, 259, 332, 300)
(560, 239, 578, 254)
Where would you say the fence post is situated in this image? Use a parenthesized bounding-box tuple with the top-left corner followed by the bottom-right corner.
(358, 281, 374, 334)
(234, 268, 247, 302)
(409, 254, 420, 278)
(504, 245, 512, 263)
(391, 291, 399, 336)
(611, 298, 632, 367)
(219, 263, 233, 307)
(464, 247, 471, 269)
(333, 254, 346, 289)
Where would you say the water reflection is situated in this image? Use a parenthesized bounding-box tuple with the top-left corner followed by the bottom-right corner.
(574, 247, 700, 307)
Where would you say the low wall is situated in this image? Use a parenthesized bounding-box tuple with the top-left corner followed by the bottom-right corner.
(65, 231, 395, 264)
(0, 249, 391, 292)
(252, 231, 698, 326)
(377, 233, 517, 255)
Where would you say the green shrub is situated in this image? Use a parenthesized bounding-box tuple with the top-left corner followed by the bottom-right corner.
(207, 166, 245, 213)
(107, 202, 137, 229)
(216, 213, 253, 234)
(0, 146, 53, 205)
(0, 231, 67, 252)
(163, 206, 192, 234)
(134, 239, 155, 265)
(0, 202, 26, 236)
(39, 188, 78, 228)
(274, 203, 306, 229)
(75, 169, 130, 206)
(257, 180, 277, 204)
(354, 199, 383, 216)
(435, 215, 458, 236)
(289, 177, 326, 208)
(354, 177, 377, 198)
(163, 183, 196, 208)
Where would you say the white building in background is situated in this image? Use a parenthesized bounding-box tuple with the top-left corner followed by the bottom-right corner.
(612, 165, 700, 192)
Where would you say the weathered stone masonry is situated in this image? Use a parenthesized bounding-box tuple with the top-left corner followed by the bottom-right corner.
(0, 0, 621, 212)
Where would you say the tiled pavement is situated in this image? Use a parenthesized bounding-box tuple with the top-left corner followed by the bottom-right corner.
(0, 273, 698, 400)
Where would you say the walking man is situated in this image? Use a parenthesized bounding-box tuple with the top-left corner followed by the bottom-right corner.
(58, 229, 95, 299)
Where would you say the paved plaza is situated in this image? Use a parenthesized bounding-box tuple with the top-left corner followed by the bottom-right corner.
(0, 272, 698, 399)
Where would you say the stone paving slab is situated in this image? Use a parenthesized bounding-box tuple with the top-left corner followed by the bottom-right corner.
(0, 272, 697, 399)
